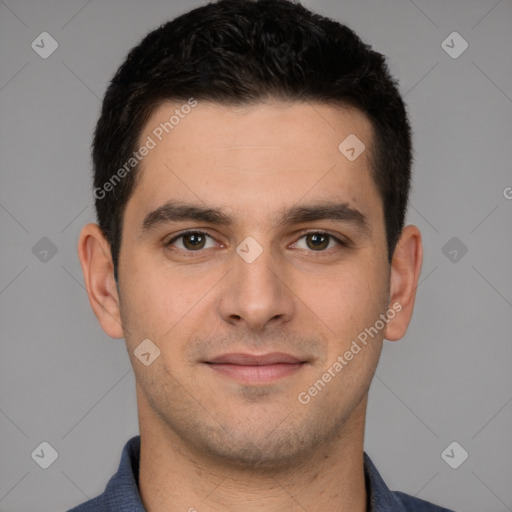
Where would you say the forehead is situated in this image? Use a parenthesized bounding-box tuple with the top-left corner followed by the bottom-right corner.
(125, 100, 382, 231)
(140, 100, 373, 169)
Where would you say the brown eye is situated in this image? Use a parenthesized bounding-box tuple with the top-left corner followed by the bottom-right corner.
(294, 231, 343, 252)
(166, 231, 215, 251)
(182, 232, 206, 250)
(305, 232, 330, 250)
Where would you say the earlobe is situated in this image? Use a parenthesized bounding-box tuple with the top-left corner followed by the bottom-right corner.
(384, 225, 423, 342)
(77, 223, 124, 339)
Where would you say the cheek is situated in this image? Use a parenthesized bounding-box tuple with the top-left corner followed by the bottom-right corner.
(120, 256, 219, 345)
(298, 261, 387, 338)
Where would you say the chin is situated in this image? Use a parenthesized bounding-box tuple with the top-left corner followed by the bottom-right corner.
(188, 418, 333, 473)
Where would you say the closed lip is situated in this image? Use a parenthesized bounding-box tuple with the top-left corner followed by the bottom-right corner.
(205, 352, 306, 365)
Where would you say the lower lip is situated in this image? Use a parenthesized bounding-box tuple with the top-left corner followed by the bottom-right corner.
(206, 362, 305, 384)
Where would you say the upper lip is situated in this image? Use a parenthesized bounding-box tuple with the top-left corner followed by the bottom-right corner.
(206, 352, 306, 365)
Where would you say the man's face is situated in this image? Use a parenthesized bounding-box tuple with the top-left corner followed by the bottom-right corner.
(117, 101, 391, 468)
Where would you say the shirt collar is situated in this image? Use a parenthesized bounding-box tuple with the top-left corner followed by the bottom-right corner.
(363, 451, 409, 511)
(101, 435, 145, 509)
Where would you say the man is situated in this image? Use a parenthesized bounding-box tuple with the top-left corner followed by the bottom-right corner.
(70, 0, 455, 510)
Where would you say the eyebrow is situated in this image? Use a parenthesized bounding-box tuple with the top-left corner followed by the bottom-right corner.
(141, 199, 370, 236)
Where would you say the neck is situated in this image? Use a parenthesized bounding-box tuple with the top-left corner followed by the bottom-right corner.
(138, 395, 368, 512)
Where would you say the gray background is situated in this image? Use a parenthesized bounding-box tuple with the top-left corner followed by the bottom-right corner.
(0, 0, 511, 511)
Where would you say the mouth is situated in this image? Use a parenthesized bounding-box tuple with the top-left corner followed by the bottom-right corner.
(204, 352, 308, 384)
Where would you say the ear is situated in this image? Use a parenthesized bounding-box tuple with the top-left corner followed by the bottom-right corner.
(384, 225, 423, 341)
(77, 223, 124, 339)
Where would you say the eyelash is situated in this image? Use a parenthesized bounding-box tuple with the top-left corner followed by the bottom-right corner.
(165, 230, 347, 256)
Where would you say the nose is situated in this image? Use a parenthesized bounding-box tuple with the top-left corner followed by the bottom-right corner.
(217, 236, 296, 332)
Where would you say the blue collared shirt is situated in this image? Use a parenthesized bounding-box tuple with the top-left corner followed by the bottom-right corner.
(68, 436, 455, 511)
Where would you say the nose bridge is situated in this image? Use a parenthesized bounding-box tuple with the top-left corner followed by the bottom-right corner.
(219, 233, 294, 328)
